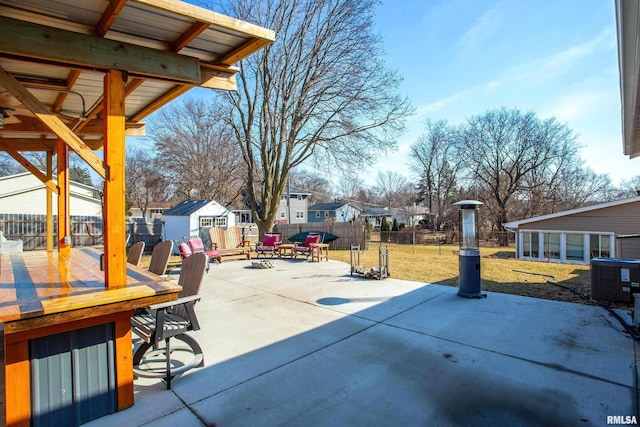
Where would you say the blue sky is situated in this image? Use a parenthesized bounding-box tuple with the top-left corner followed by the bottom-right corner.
(362, 0, 637, 188)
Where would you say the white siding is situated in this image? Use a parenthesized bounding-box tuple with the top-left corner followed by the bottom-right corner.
(0, 174, 101, 216)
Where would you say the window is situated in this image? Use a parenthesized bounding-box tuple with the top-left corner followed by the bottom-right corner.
(590, 234, 611, 259)
(543, 233, 560, 260)
(297, 195, 303, 201)
(315, 212, 320, 218)
(296, 211, 304, 219)
(566, 234, 584, 261)
(324, 211, 329, 218)
(215, 217, 227, 227)
(522, 232, 539, 258)
(200, 217, 213, 228)
(280, 211, 286, 218)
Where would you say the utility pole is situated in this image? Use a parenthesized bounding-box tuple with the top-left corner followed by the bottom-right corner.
(287, 173, 291, 224)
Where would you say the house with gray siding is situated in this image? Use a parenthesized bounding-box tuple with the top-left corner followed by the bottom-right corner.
(503, 196, 640, 264)
(276, 188, 311, 224)
(308, 202, 360, 223)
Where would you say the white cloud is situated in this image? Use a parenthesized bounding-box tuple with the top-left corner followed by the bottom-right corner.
(508, 27, 614, 84)
(412, 27, 615, 121)
(546, 92, 603, 123)
(458, 0, 507, 54)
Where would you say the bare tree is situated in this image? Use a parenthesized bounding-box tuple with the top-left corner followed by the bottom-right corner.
(410, 119, 460, 230)
(215, 0, 412, 236)
(374, 170, 410, 209)
(125, 147, 170, 219)
(457, 107, 579, 245)
(289, 169, 332, 204)
(618, 175, 640, 198)
(150, 98, 246, 205)
(0, 153, 25, 176)
(334, 173, 366, 202)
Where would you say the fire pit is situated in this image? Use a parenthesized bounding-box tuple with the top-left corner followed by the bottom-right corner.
(350, 244, 389, 280)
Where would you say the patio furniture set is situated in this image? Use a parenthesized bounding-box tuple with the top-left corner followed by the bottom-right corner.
(254, 232, 330, 262)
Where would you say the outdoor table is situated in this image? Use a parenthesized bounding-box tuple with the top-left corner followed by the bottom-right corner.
(0, 247, 181, 427)
(310, 243, 329, 262)
(278, 243, 295, 258)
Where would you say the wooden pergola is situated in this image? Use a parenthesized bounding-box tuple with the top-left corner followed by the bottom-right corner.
(0, 1, 274, 425)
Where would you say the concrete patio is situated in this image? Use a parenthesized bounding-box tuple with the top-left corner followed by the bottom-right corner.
(86, 258, 638, 426)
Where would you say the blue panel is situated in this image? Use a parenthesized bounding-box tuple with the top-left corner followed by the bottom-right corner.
(30, 323, 117, 426)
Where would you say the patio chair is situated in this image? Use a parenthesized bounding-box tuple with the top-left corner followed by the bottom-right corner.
(293, 234, 322, 259)
(148, 240, 174, 276)
(187, 236, 220, 271)
(126, 241, 145, 266)
(178, 242, 192, 259)
(255, 232, 281, 258)
(131, 251, 208, 389)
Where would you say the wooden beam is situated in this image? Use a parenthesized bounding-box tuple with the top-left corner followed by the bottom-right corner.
(5, 340, 30, 427)
(200, 70, 237, 91)
(0, 138, 57, 151)
(0, 141, 59, 195)
(53, 70, 81, 112)
(103, 69, 127, 288)
(94, 0, 128, 37)
(132, 0, 276, 41)
(2, 115, 145, 136)
(46, 152, 54, 252)
(129, 85, 193, 122)
(0, 65, 107, 178)
(0, 17, 201, 84)
(114, 312, 135, 409)
(169, 21, 210, 52)
(219, 37, 274, 66)
(57, 139, 70, 252)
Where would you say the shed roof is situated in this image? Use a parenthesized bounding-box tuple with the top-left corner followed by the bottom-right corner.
(163, 200, 213, 216)
(503, 196, 640, 229)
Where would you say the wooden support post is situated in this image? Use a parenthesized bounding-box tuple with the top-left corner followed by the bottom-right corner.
(4, 340, 30, 427)
(103, 69, 127, 288)
(56, 139, 70, 253)
(114, 311, 134, 409)
(46, 151, 53, 252)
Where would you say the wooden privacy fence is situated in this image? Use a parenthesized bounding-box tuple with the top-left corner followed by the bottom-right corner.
(273, 223, 367, 250)
(0, 213, 164, 251)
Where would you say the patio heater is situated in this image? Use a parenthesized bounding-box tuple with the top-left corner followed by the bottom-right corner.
(453, 200, 486, 298)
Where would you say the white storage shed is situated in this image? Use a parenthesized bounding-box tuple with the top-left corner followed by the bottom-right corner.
(163, 200, 235, 251)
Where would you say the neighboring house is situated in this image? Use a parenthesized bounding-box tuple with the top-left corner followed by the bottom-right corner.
(503, 196, 640, 264)
(129, 201, 174, 221)
(393, 204, 432, 227)
(276, 188, 311, 224)
(0, 172, 102, 216)
(362, 207, 393, 229)
(308, 202, 360, 223)
(163, 200, 235, 251)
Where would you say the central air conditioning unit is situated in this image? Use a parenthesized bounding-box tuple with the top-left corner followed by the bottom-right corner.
(590, 258, 640, 303)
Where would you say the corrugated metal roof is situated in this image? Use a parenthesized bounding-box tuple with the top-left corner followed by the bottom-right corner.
(0, 0, 275, 151)
(163, 199, 212, 216)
